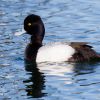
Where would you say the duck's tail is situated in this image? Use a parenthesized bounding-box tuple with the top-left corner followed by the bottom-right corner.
(93, 54, 100, 62)
(97, 54, 100, 58)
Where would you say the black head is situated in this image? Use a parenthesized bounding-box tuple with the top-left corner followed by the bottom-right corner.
(24, 14, 45, 44)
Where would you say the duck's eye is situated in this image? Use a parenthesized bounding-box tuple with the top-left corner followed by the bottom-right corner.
(28, 23, 32, 26)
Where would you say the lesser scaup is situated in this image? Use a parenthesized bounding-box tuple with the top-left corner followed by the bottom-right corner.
(22, 14, 100, 62)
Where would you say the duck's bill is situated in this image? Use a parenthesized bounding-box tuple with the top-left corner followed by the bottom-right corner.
(15, 29, 26, 36)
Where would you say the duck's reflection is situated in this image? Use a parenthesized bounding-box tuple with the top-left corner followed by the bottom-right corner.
(73, 62, 98, 76)
(23, 60, 99, 98)
(23, 60, 46, 98)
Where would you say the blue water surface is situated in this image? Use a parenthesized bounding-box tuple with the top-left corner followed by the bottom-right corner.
(0, 0, 100, 100)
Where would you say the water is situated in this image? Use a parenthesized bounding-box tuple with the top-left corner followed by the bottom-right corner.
(0, 0, 100, 100)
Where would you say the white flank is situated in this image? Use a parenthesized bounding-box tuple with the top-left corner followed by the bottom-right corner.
(36, 43, 75, 63)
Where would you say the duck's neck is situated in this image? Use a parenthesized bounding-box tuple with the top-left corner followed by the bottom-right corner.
(25, 35, 42, 61)
(25, 19, 45, 61)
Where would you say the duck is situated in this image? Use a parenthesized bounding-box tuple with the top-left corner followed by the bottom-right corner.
(22, 14, 100, 63)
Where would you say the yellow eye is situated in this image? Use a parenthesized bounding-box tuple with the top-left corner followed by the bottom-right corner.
(28, 23, 32, 26)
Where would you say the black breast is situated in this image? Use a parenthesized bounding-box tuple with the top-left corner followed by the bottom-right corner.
(25, 43, 41, 61)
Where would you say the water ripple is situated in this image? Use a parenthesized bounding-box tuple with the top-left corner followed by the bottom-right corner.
(0, 0, 100, 100)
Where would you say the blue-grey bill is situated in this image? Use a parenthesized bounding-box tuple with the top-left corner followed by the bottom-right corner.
(15, 29, 25, 36)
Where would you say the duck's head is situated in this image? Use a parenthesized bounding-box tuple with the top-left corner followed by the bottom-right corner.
(24, 14, 45, 44)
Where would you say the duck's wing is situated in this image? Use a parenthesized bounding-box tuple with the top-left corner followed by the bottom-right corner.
(70, 42, 92, 48)
(69, 42, 100, 62)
